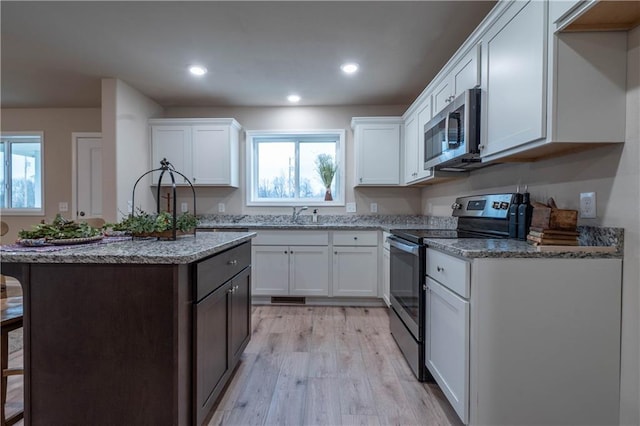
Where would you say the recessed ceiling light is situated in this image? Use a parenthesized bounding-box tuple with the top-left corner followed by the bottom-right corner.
(287, 94, 301, 103)
(188, 65, 207, 76)
(340, 63, 359, 74)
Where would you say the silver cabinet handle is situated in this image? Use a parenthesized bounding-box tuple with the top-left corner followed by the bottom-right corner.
(228, 260, 238, 266)
(436, 266, 444, 272)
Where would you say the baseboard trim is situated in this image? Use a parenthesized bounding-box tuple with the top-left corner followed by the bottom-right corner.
(252, 296, 385, 307)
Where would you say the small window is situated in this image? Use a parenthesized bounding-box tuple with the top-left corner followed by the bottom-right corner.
(247, 130, 345, 206)
(1, 132, 44, 215)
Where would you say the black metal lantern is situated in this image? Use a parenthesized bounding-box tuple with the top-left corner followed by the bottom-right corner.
(130, 158, 197, 240)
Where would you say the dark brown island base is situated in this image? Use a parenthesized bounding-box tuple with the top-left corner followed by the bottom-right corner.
(1, 232, 256, 425)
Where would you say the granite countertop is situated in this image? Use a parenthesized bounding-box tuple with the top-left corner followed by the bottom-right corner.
(1, 231, 256, 264)
(197, 214, 456, 232)
(424, 237, 623, 259)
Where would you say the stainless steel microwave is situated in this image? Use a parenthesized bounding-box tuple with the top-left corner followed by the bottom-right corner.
(423, 87, 481, 171)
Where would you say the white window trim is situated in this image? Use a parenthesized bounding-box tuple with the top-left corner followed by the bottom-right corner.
(1, 131, 45, 216)
(245, 129, 346, 207)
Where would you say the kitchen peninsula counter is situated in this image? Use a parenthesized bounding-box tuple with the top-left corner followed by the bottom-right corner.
(1, 231, 256, 425)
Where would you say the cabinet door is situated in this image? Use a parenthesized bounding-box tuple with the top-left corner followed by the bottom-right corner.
(426, 277, 469, 424)
(230, 267, 251, 364)
(481, 0, 546, 158)
(151, 126, 192, 184)
(332, 246, 378, 297)
(403, 113, 419, 184)
(194, 281, 230, 425)
(192, 125, 232, 185)
(382, 247, 390, 307)
(251, 246, 289, 295)
(289, 246, 329, 296)
(355, 123, 401, 185)
(432, 78, 452, 115)
(415, 98, 433, 181)
(452, 44, 480, 98)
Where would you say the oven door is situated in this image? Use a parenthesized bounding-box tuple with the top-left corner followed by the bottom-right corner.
(388, 236, 424, 341)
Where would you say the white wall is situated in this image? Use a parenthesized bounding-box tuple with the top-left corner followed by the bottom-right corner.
(0, 108, 101, 242)
(163, 105, 422, 216)
(102, 79, 163, 221)
(421, 26, 640, 424)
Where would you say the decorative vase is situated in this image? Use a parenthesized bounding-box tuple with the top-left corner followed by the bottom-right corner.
(324, 187, 333, 201)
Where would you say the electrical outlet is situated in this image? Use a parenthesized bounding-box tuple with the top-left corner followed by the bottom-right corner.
(58, 202, 68, 212)
(370, 203, 378, 213)
(218, 202, 226, 213)
(580, 192, 596, 218)
(346, 202, 356, 213)
(127, 200, 133, 213)
(181, 202, 188, 213)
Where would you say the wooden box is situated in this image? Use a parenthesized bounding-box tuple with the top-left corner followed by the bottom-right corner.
(531, 207, 577, 230)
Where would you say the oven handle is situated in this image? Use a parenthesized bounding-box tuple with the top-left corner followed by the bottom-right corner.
(387, 236, 420, 255)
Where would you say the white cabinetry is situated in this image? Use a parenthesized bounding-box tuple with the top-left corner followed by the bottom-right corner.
(480, 0, 546, 159)
(480, 0, 627, 162)
(332, 231, 378, 297)
(424, 247, 623, 425)
(432, 44, 480, 115)
(382, 231, 391, 307)
(251, 231, 329, 297)
(149, 118, 241, 186)
(351, 117, 403, 186)
(403, 98, 434, 184)
(425, 249, 470, 424)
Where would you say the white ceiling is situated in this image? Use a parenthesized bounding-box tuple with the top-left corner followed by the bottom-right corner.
(1, 1, 496, 108)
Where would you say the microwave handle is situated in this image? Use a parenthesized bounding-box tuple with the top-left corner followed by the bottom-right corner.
(447, 112, 461, 146)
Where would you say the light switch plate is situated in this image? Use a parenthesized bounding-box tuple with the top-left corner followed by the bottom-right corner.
(181, 202, 188, 213)
(58, 202, 68, 212)
(346, 202, 356, 213)
(218, 203, 226, 213)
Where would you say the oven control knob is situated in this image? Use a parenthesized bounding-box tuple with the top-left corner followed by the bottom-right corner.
(500, 202, 510, 210)
(492, 201, 500, 209)
(451, 202, 462, 210)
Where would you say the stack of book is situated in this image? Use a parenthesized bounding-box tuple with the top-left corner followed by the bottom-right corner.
(526, 227, 579, 246)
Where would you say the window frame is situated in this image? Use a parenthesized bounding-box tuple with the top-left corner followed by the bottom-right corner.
(246, 129, 346, 207)
(0, 131, 45, 216)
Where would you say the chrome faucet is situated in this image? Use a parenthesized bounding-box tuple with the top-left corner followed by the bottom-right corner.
(292, 206, 308, 222)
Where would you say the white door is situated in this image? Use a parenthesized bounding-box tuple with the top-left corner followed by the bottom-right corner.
(76, 136, 103, 219)
(332, 246, 378, 297)
(251, 245, 289, 296)
(289, 246, 329, 296)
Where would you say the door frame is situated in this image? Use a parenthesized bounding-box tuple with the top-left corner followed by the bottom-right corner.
(71, 132, 102, 220)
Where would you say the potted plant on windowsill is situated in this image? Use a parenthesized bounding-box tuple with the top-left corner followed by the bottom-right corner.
(315, 154, 337, 201)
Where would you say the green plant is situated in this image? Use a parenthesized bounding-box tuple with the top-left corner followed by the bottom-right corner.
(106, 209, 198, 234)
(18, 214, 102, 240)
(315, 154, 337, 188)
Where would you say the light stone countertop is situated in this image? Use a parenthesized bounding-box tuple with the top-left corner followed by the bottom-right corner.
(423, 237, 623, 259)
(1, 231, 256, 264)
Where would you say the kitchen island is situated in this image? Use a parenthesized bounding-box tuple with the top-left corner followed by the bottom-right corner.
(1, 231, 255, 425)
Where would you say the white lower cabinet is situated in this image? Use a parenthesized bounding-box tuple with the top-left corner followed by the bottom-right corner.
(332, 231, 379, 297)
(332, 246, 378, 297)
(425, 247, 623, 425)
(252, 245, 329, 296)
(425, 277, 469, 424)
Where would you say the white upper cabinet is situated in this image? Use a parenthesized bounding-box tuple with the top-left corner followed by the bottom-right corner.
(480, 0, 547, 159)
(149, 118, 241, 187)
(404, 97, 434, 185)
(352, 117, 403, 186)
(479, 0, 627, 163)
(433, 44, 481, 115)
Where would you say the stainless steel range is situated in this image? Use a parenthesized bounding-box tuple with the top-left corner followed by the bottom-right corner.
(388, 193, 517, 381)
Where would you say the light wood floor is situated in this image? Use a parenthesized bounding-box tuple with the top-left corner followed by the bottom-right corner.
(4, 305, 462, 426)
(205, 305, 462, 426)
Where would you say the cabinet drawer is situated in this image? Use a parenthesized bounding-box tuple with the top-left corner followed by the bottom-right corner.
(196, 242, 250, 301)
(426, 248, 470, 298)
(333, 231, 378, 246)
(252, 230, 329, 246)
